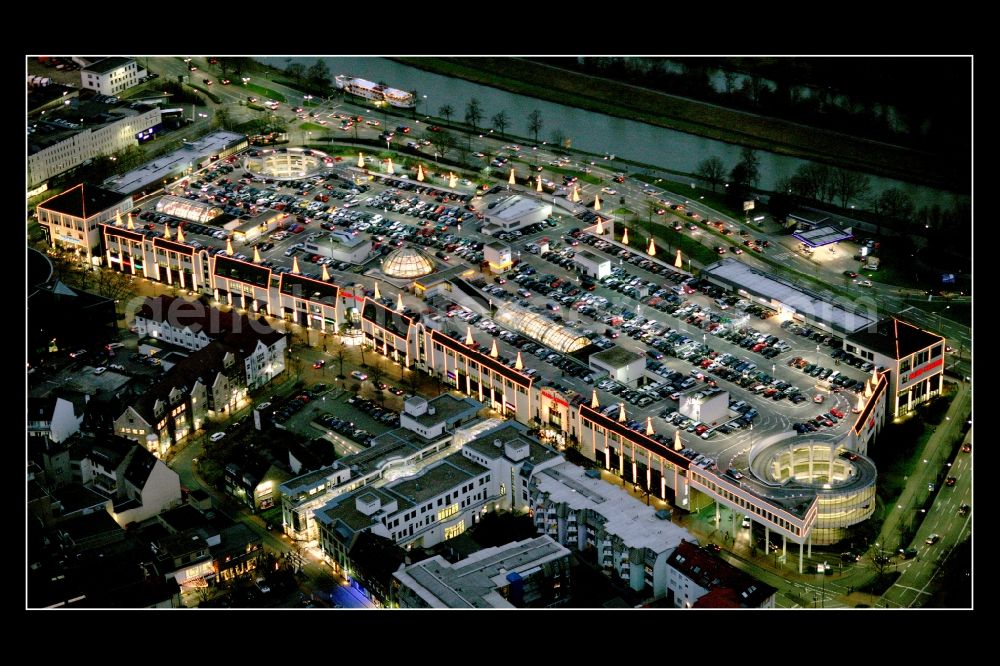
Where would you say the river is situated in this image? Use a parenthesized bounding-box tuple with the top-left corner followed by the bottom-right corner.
(260, 57, 964, 210)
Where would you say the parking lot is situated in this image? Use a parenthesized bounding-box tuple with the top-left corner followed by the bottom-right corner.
(124, 146, 871, 475)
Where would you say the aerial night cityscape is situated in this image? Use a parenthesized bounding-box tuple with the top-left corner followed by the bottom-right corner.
(26, 55, 971, 610)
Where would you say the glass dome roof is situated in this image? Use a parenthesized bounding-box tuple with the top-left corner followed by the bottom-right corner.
(495, 303, 590, 353)
(382, 247, 435, 279)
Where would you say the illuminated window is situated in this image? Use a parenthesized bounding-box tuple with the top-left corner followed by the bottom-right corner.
(437, 504, 459, 521)
(444, 521, 466, 540)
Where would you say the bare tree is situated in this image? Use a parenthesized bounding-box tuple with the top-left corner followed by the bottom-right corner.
(790, 163, 833, 202)
(738, 147, 761, 189)
(213, 106, 235, 131)
(429, 130, 456, 162)
(465, 98, 483, 132)
(404, 368, 422, 397)
(873, 188, 914, 230)
(491, 110, 509, 139)
(286, 63, 306, 82)
(368, 359, 386, 407)
(527, 109, 543, 145)
(832, 169, 871, 209)
(438, 104, 454, 125)
(695, 156, 727, 192)
(334, 343, 347, 379)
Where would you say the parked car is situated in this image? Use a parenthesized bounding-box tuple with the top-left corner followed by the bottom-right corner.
(210, 432, 226, 442)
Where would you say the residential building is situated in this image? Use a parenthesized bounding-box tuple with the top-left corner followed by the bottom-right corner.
(151, 530, 215, 590)
(116, 298, 287, 455)
(211, 523, 265, 585)
(666, 540, 777, 608)
(393, 536, 571, 608)
(529, 460, 693, 599)
(36, 183, 133, 260)
(347, 531, 408, 607)
(114, 341, 242, 456)
(28, 278, 117, 356)
(28, 394, 86, 443)
(80, 57, 144, 96)
(224, 459, 290, 511)
(77, 434, 182, 526)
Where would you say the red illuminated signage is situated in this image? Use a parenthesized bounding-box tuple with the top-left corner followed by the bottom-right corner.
(907, 358, 943, 382)
(541, 391, 568, 408)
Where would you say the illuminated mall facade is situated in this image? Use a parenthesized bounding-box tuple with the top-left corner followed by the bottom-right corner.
(94, 214, 944, 569)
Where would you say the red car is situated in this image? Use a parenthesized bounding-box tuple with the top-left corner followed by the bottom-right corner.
(313, 360, 326, 369)
(830, 408, 845, 419)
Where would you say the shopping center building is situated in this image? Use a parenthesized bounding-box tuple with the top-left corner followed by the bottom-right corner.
(847, 318, 946, 418)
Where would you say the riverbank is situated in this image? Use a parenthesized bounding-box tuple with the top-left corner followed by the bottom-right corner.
(392, 57, 963, 192)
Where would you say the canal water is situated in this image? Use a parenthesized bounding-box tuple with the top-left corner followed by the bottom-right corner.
(260, 57, 963, 209)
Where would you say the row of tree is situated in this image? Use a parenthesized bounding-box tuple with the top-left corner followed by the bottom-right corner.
(438, 100, 546, 145)
(546, 57, 965, 155)
(696, 150, 874, 209)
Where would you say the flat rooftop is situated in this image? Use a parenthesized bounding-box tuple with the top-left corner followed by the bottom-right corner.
(575, 249, 609, 265)
(37, 183, 129, 219)
(29, 366, 131, 399)
(535, 462, 692, 554)
(343, 428, 440, 477)
(83, 57, 134, 74)
(793, 225, 853, 248)
(389, 451, 485, 505)
(279, 462, 344, 498)
(395, 536, 570, 608)
(848, 317, 944, 360)
(405, 394, 480, 427)
(316, 486, 410, 533)
(702, 258, 876, 334)
(490, 195, 548, 221)
(463, 424, 560, 465)
(590, 346, 644, 368)
(104, 131, 245, 194)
